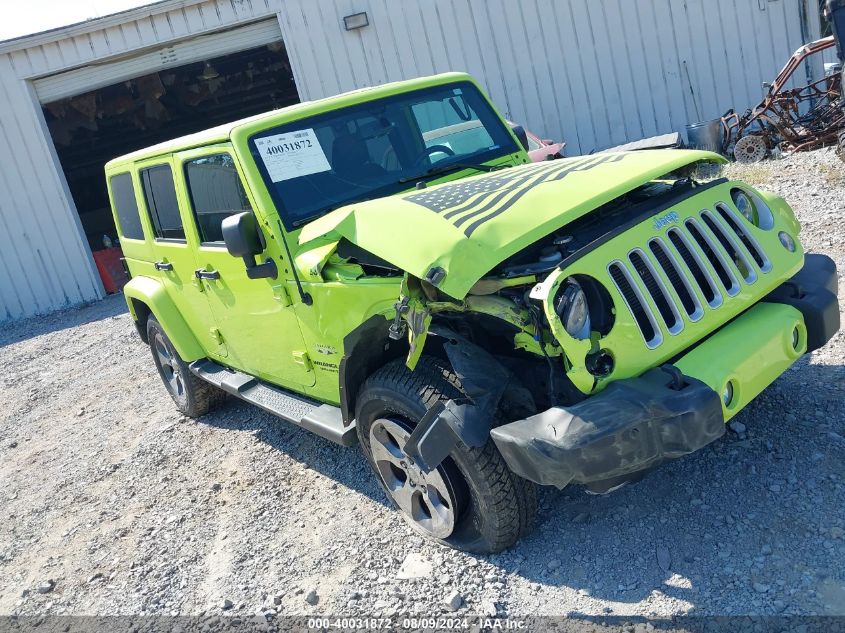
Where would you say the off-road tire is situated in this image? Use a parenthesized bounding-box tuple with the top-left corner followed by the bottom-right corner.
(146, 316, 226, 418)
(355, 356, 537, 553)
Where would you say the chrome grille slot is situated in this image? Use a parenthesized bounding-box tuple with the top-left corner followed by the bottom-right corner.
(701, 210, 757, 284)
(648, 238, 704, 321)
(604, 204, 775, 350)
(608, 261, 662, 348)
(716, 204, 772, 272)
(684, 218, 741, 297)
(629, 249, 683, 335)
(667, 228, 723, 308)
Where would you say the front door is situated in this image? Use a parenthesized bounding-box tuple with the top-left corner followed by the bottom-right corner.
(174, 146, 315, 389)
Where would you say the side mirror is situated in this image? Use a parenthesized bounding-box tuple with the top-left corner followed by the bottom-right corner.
(510, 124, 530, 152)
(221, 212, 278, 280)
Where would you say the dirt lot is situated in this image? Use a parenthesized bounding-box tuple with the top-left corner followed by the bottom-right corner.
(1, 149, 844, 620)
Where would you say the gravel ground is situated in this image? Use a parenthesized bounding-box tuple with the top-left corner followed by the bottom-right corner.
(1, 148, 843, 620)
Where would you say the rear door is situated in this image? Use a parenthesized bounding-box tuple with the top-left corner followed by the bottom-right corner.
(136, 157, 225, 358)
(106, 170, 154, 273)
(174, 145, 315, 389)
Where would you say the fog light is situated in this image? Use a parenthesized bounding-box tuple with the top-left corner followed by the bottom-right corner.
(586, 349, 614, 377)
(792, 326, 801, 350)
(778, 231, 796, 252)
(722, 382, 734, 406)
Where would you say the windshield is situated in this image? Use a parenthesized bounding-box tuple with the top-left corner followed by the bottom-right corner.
(248, 81, 518, 229)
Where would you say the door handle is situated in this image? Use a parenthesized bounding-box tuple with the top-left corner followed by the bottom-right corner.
(154, 261, 173, 271)
(194, 268, 220, 280)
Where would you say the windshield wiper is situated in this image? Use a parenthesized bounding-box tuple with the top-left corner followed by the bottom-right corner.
(291, 195, 376, 227)
(291, 213, 326, 227)
(398, 161, 506, 184)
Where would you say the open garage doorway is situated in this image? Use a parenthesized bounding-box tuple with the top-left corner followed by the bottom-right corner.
(40, 38, 299, 292)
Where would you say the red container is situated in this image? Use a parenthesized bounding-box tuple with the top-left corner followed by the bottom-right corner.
(92, 247, 129, 294)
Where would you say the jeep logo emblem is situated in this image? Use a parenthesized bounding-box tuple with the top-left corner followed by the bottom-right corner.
(653, 212, 679, 230)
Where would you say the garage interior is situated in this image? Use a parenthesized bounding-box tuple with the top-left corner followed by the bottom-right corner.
(41, 40, 300, 263)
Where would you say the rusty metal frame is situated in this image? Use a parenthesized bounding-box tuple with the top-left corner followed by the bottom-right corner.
(721, 36, 844, 157)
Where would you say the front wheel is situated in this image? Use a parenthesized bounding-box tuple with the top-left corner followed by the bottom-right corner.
(355, 357, 537, 553)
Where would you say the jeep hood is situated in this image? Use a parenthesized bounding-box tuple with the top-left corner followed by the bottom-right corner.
(298, 150, 726, 299)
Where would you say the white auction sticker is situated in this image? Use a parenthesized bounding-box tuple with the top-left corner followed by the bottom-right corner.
(255, 129, 331, 182)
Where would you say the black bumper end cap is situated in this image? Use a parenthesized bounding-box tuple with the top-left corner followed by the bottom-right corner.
(764, 253, 840, 353)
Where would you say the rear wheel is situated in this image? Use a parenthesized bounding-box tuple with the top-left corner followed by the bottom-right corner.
(146, 316, 225, 418)
(355, 356, 537, 553)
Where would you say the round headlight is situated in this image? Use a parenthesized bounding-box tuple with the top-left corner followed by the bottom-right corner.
(731, 190, 756, 224)
(731, 188, 775, 230)
(555, 279, 591, 340)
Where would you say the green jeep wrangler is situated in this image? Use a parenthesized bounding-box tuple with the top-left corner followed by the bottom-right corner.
(106, 72, 840, 553)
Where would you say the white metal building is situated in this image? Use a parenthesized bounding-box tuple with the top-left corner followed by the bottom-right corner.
(0, 0, 830, 321)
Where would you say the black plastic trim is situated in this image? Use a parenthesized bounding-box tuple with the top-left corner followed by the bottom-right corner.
(763, 253, 840, 353)
(339, 315, 401, 425)
(399, 327, 517, 473)
(490, 366, 725, 491)
(190, 359, 357, 446)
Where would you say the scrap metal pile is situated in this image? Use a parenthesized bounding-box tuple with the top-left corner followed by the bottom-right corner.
(721, 36, 844, 163)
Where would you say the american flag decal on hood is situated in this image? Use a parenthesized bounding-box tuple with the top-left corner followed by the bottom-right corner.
(404, 154, 627, 237)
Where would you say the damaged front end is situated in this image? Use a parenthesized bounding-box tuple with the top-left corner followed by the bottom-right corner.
(299, 150, 837, 491)
(381, 166, 747, 484)
(490, 367, 725, 493)
(390, 275, 549, 475)
(384, 172, 835, 492)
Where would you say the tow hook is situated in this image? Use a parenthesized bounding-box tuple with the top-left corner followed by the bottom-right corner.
(389, 296, 410, 340)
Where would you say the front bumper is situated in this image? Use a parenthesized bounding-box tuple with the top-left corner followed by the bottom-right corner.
(491, 254, 839, 491)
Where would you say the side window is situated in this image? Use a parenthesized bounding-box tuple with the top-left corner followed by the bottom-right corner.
(109, 173, 144, 240)
(140, 164, 185, 241)
(184, 154, 252, 243)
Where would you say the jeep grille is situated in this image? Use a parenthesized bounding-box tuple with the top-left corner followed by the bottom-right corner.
(608, 205, 772, 349)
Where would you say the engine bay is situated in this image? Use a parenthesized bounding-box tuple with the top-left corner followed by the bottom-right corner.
(487, 178, 698, 280)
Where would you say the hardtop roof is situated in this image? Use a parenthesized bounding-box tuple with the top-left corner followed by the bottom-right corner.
(104, 72, 472, 170)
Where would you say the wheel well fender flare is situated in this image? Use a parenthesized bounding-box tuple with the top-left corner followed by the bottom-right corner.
(339, 315, 407, 425)
(340, 320, 529, 473)
(123, 275, 205, 361)
(402, 326, 514, 472)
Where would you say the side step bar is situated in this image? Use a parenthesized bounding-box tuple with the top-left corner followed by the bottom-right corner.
(189, 359, 357, 447)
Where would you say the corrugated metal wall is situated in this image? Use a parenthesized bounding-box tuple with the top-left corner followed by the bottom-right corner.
(0, 0, 826, 321)
(280, 0, 819, 154)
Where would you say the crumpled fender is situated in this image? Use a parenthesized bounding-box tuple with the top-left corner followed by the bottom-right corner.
(123, 275, 205, 361)
(402, 326, 511, 473)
